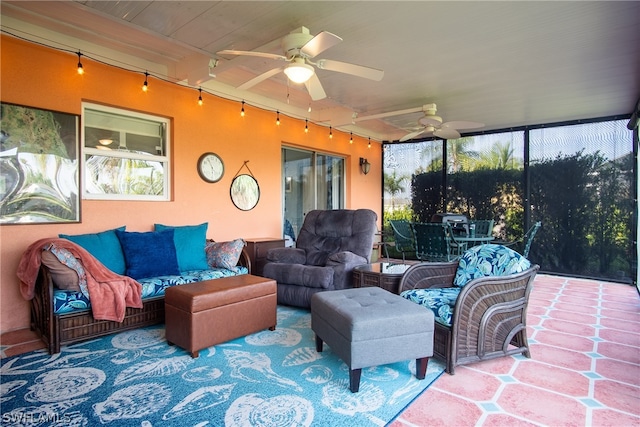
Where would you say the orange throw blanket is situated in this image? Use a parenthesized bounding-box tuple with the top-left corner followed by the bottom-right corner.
(17, 238, 143, 323)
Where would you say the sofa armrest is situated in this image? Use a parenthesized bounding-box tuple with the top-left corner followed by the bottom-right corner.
(32, 264, 58, 353)
(238, 248, 251, 274)
(266, 247, 306, 264)
(326, 251, 368, 267)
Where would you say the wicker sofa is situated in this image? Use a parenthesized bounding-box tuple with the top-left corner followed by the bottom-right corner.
(24, 224, 250, 354)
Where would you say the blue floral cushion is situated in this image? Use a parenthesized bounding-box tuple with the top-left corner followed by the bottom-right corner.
(401, 287, 461, 327)
(453, 244, 531, 288)
(52, 266, 249, 315)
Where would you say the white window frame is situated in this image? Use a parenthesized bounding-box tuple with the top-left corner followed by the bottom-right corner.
(81, 103, 170, 201)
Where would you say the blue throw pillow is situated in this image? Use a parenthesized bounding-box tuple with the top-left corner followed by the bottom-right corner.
(115, 229, 180, 280)
(154, 223, 209, 272)
(59, 227, 126, 275)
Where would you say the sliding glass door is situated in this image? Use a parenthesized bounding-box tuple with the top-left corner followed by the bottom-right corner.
(282, 147, 345, 242)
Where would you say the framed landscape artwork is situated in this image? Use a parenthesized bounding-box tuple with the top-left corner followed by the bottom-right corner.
(0, 103, 80, 224)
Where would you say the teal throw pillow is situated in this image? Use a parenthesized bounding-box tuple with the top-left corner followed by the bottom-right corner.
(59, 226, 126, 275)
(453, 244, 531, 288)
(205, 238, 245, 270)
(115, 229, 180, 280)
(154, 223, 209, 272)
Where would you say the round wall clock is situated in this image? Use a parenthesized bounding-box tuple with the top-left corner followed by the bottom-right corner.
(197, 152, 224, 183)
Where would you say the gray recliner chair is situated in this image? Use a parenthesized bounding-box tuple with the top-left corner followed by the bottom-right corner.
(263, 209, 378, 308)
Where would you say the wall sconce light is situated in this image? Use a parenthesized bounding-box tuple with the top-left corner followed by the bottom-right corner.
(359, 157, 371, 175)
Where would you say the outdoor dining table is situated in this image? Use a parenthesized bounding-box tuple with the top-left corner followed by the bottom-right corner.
(453, 235, 495, 246)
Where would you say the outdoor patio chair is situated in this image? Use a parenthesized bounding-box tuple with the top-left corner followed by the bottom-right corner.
(503, 221, 542, 258)
(444, 222, 468, 258)
(469, 219, 494, 238)
(412, 222, 460, 262)
(389, 219, 416, 262)
(399, 244, 540, 374)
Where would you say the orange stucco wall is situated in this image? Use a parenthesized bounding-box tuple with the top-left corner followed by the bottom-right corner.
(0, 35, 382, 333)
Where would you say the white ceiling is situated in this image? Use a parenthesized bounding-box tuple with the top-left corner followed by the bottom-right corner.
(2, 1, 639, 142)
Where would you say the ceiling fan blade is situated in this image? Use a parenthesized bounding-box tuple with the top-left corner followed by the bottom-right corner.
(304, 74, 327, 100)
(217, 49, 287, 61)
(399, 128, 426, 142)
(434, 128, 461, 139)
(237, 67, 284, 90)
(315, 59, 384, 81)
(301, 31, 342, 58)
(354, 106, 424, 122)
(441, 121, 485, 130)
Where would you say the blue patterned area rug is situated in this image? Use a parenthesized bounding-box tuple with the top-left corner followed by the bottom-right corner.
(1, 306, 444, 426)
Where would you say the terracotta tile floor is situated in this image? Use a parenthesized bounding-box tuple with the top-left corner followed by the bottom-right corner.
(392, 274, 640, 427)
(2, 274, 639, 426)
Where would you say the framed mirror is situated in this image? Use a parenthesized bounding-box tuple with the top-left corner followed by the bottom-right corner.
(230, 174, 260, 211)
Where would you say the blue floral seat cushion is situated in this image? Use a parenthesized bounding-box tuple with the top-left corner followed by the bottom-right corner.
(453, 244, 531, 288)
(52, 266, 248, 315)
(401, 287, 461, 327)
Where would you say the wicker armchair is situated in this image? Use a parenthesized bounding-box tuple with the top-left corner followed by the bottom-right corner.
(398, 244, 539, 374)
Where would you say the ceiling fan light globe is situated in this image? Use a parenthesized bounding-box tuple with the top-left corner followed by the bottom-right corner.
(284, 63, 315, 84)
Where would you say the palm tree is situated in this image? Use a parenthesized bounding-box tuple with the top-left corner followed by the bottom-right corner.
(447, 137, 478, 172)
(384, 170, 407, 210)
(418, 140, 444, 173)
(478, 141, 523, 170)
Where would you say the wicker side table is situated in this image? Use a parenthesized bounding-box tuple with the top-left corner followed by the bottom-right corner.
(352, 262, 413, 294)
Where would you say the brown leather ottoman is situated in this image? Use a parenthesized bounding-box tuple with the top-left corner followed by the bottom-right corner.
(164, 274, 277, 357)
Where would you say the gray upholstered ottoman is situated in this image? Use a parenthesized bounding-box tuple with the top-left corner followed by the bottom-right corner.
(310, 287, 434, 392)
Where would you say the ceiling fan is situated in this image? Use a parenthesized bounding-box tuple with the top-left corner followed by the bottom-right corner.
(217, 26, 384, 101)
(399, 104, 485, 141)
(355, 103, 484, 141)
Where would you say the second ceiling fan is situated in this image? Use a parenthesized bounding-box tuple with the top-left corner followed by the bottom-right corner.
(217, 26, 384, 101)
(355, 103, 484, 141)
(400, 104, 485, 141)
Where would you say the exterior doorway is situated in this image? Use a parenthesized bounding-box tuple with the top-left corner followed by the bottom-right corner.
(282, 147, 345, 245)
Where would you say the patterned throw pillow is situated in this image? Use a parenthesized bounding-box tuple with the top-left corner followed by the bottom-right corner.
(453, 244, 531, 288)
(47, 244, 89, 298)
(205, 238, 245, 270)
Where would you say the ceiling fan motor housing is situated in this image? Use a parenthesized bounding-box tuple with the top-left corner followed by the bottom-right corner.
(282, 27, 314, 59)
(419, 104, 443, 126)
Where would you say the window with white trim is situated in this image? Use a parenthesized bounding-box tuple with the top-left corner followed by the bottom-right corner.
(82, 103, 170, 200)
